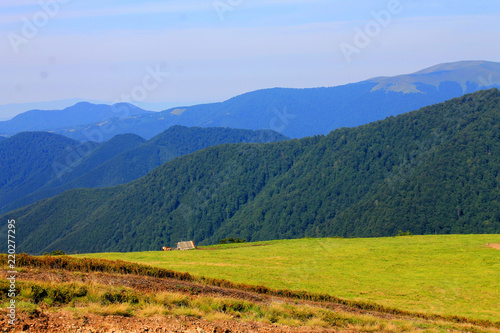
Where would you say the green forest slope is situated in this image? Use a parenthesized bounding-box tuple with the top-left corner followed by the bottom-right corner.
(0, 132, 95, 210)
(2, 126, 287, 213)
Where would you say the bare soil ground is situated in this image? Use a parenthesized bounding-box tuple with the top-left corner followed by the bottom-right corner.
(0, 309, 335, 333)
(486, 243, 500, 250)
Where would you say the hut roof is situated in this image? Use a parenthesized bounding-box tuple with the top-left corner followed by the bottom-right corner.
(177, 241, 195, 250)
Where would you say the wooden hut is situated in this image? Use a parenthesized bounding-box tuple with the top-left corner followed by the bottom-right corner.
(176, 241, 195, 251)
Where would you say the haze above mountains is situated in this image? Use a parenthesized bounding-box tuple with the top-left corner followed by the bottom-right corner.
(1, 61, 499, 141)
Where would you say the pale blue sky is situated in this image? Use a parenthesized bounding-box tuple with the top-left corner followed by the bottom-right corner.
(1, 0, 500, 117)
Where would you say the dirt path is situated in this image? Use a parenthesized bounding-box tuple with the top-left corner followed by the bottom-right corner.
(0, 309, 336, 333)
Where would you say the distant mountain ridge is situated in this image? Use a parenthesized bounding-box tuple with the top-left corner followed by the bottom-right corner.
(369, 60, 500, 93)
(2, 61, 499, 141)
(0, 102, 152, 134)
(3, 89, 499, 254)
(0, 98, 108, 121)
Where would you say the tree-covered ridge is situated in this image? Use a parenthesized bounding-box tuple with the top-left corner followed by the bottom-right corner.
(36, 126, 288, 193)
(0, 132, 91, 210)
(219, 90, 500, 240)
(1, 126, 288, 214)
(4, 89, 500, 254)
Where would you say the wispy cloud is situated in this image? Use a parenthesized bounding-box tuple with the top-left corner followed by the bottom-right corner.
(0, 0, 42, 8)
(0, 1, 213, 25)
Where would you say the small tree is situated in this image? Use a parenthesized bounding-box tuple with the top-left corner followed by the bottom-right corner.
(44, 250, 66, 256)
(219, 237, 247, 244)
(396, 230, 413, 237)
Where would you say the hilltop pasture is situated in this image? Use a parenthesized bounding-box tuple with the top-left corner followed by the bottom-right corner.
(76, 234, 500, 322)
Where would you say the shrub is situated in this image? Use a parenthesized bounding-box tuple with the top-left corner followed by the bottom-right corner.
(219, 237, 247, 244)
(101, 289, 139, 305)
(44, 250, 67, 256)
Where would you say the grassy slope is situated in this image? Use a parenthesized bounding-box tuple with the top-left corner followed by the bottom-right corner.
(75, 235, 500, 322)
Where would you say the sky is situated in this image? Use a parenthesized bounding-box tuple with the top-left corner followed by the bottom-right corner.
(1, 0, 500, 119)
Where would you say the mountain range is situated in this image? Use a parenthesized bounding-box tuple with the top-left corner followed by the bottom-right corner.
(4, 89, 499, 254)
(1, 61, 499, 141)
(0, 127, 287, 214)
(0, 102, 152, 135)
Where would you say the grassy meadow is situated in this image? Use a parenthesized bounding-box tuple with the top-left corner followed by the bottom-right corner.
(75, 234, 500, 322)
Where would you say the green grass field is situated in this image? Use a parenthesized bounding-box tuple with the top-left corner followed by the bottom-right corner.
(75, 235, 500, 322)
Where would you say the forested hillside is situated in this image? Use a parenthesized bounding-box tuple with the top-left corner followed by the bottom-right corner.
(4, 89, 500, 254)
(1, 127, 287, 213)
(0, 132, 97, 210)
